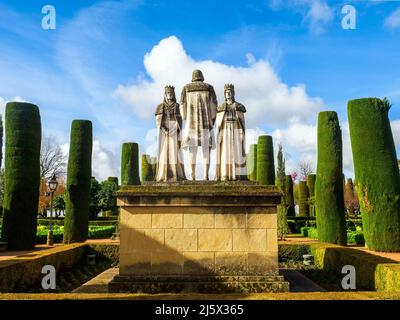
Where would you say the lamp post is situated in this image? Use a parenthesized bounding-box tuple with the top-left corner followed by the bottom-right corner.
(47, 174, 58, 246)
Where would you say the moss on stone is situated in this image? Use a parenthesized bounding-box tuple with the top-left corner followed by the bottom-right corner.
(348, 98, 400, 251)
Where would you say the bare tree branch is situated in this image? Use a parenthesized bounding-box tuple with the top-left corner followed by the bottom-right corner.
(40, 136, 67, 180)
(298, 160, 314, 181)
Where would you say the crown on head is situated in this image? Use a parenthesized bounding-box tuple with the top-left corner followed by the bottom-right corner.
(165, 85, 175, 92)
(224, 83, 234, 92)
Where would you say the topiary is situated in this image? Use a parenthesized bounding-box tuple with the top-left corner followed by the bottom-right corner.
(1, 102, 41, 250)
(348, 98, 400, 251)
(315, 111, 347, 246)
(141, 154, 154, 182)
(63, 120, 93, 243)
(256, 135, 275, 185)
(285, 175, 295, 217)
(307, 174, 316, 216)
(247, 144, 257, 181)
(121, 143, 140, 185)
(298, 181, 310, 217)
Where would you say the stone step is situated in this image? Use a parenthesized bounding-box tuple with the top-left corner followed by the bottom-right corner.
(109, 280, 290, 294)
(112, 275, 286, 283)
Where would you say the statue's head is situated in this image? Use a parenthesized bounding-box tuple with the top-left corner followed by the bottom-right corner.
(164, 85, 176, 103)
(224, 84, 235, 102)
(192, 69, 204, 82)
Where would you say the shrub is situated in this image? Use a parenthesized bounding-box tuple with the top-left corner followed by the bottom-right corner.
(247, 144, 257, 181)
(256, 135, 275, 185)
(315, 111, 347, 246)
(1, 102, 41, 250)
(298, 181, 309, 216)
(121, 142, 140, 185)
(348, 97, 400, 251)
(63, 120, 93, 243)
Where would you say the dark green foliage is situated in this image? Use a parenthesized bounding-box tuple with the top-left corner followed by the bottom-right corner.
(63, 120, 93, 244)
(99, 178, 119, 217)
(247, 144, 257, 181)
(141, 154, 155, 182)
(121, 142, 140, 185)
(285, 175, 295, 217)
(1, 102, 41, 250)
(307, 174, 316, 216)
(275, 144, 289, 238)
(315, 111, 347, 246)
(89, 177, 101, 219)
(53, 192, 66, 216)
(256, 135, 275, 185)
(0, 115, 3, 170)
(107, 177, 119, 187)
(298, 181, 310, 217)
(348, 98, 400, 251)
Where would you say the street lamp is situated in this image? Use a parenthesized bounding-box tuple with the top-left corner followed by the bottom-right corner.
(47, 173, 58, 246)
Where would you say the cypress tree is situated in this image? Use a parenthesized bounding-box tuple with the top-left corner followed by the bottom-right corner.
(315, 111, 346, 245)
(63, 120, 93, 243)
(1, 102, 41, 250)
(298, 181, 310, 217)
(256, 135, 275, 185)
(348, 98, 400, 251)
(275, 144, 289, 239)
(141, 154, 154, 182)
(307, 174, 316, 216)
(0, 114, 3, 170)
(121, 142, 140, 186)
(247, 144, 257, 181)
(285, 175, 295, 217)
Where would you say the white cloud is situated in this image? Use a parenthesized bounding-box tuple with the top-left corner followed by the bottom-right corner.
(61, 140, 118, 182)
(0, 96, 28, 116)
(305, 0, 334, 34)
(115, 36, 323, 128)
(384, 7, 400, 29)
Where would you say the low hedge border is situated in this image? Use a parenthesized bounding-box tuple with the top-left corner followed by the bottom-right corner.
(279, 242, 400, 291)
(36, 219, 118, 226)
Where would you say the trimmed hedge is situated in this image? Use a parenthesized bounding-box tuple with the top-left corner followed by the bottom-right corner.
(301, 226, 365, 245)
(121, 143, 140, 186)
(298, 181, 309, 216)
(1, 102, 41, 250)
(306, 174, 316, 216)
(64, 120, 93, 244)
(256, 135, 275, 185)
(36, 226, 116, 244)
(141, 154, 155, 182)
(247, 144, 257, 181)
(285, 175, 295, 217)
(315, 111, 347, 246)
(348, 98, 400, 251)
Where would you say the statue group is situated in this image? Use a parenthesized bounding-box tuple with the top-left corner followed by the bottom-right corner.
(155, 69, 247, 182)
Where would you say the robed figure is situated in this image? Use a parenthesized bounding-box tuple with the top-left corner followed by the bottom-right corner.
(155, 86, 186, 182)
(180, 69, 218, 180)
(215, 84, 247, 181)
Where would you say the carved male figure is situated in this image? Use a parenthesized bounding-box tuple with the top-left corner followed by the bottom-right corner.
(215, 84, 247, 181)
(155, 85, 186, 182)
(180, 69, 218, 180)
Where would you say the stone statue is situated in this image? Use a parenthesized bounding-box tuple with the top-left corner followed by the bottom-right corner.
(215, 84, 247, 181)
(155, 85, 186, 182)
(180, 69, 218, 180)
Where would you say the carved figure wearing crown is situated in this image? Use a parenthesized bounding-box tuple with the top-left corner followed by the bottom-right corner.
(215, 84, 247, 181)
(180, 70, 218, 180)
(155, 86, 186, 182)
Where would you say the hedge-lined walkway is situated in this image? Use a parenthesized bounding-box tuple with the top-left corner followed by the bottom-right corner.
(280, 237, 400, 262)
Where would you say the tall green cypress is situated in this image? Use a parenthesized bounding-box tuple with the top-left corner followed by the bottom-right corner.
(247, 144, 257, 181)
(348, 98, 400, 251)
(1, 102, 41, 250)
(0, 114, 3, 170)
(141, 154, 154, 182)
(298, 181, 310, 217)
(256, 135, 275, 185)
(121, 143, 140, 186)
(275, 144, 289, 239)
(315, 111, 346, 245)
(285, 175, 295, 217)
(63, 120, 93, 244)
(307, 174, 316, 216)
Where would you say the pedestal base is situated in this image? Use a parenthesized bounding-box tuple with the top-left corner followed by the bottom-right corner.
(111, 182, 289, 293)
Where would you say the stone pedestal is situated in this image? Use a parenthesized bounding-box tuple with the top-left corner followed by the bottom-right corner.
(109, 182, 289, 293)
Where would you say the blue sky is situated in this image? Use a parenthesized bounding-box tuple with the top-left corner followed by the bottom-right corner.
(0, 0, 400, 180)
